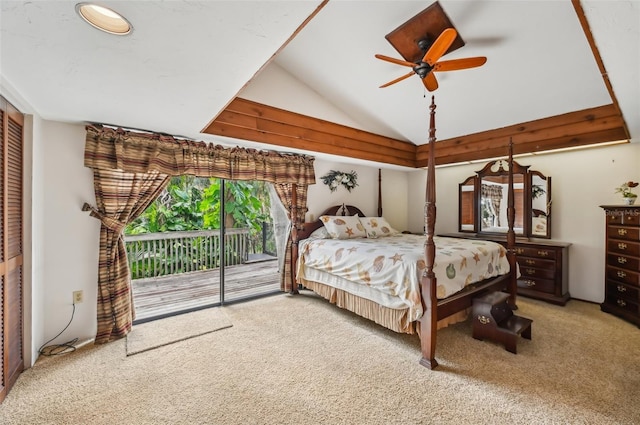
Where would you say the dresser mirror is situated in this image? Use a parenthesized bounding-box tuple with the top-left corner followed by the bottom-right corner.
(529, 171, 551, 238)
(458, 159, 552, 239)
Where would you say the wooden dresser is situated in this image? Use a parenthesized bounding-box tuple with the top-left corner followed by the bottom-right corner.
(600, 205, 640, 327)
(440, 233, 571, 305)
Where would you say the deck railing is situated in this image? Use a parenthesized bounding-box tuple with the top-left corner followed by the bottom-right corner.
(125, 229, 250, 280)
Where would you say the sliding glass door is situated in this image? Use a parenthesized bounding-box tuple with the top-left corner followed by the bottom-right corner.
(127, 177, 281, 323)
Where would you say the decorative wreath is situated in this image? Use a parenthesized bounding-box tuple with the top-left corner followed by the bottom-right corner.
(320, 170, 358, 192)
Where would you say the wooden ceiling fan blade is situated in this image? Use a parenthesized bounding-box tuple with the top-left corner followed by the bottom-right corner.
(422, 28, 457, 66)
(423, 73, 438, 92)
(433, 56, 487, 72)
(374, 54, 416, 68)
(380, 71, 415, 88)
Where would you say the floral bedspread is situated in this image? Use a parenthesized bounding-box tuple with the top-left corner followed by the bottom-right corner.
(297, 234, 511, 321)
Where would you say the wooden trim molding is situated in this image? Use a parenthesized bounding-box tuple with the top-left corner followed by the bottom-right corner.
(205, 98, 628, 168)
(571, 0, 630, 140)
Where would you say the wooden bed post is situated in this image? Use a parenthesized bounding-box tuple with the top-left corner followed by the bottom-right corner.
(506, 140, 518, 309)
(419, 96, 438, 370)
(290, 183, 299, 295)
(378, 169, 383, 217)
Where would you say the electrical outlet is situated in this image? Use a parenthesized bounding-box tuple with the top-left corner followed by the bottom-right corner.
(73, 290, 83, 304)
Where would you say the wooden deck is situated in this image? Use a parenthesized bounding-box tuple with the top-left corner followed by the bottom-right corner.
(131, 258, 280, 323)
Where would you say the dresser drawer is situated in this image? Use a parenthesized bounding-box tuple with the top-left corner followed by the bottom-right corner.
(604, 293, 639, 315)
(606, 266, 640, 286)
(520, 266, 556, 281)
(605, 210, 640, 226)
(513, 246, 556, 259)
(518, 257, 555, 269)
(607, 253, 640, 271)
(608, 225, 640, 241)
(518, 276, 555, 294)
(606, 281, 639, 302)
(607, 239, 640, 256)
(623, 211, 640, 226)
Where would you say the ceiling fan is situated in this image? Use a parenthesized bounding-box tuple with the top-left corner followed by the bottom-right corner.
(375, 27, 487, 92)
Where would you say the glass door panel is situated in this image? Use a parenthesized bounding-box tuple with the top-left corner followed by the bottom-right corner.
(221, 180, 280, 303)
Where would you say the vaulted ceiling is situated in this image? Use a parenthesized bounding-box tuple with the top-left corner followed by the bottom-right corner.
(1, 1, 638, 169)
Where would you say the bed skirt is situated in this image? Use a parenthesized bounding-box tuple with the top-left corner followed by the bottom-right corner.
(298, 278, 469, 335)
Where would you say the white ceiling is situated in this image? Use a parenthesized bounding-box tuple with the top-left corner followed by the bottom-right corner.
(1, 1, 639, 162)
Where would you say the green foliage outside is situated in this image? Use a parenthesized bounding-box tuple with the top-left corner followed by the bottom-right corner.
(125, 176, 276, 278)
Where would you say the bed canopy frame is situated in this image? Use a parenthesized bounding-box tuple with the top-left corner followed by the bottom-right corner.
(290, 96, 517, 369)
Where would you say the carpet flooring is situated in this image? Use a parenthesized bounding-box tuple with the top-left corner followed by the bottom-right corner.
(126, 306, 232, 356)
(0, 292, 638, 424)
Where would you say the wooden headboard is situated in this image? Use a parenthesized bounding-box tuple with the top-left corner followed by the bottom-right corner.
(296, 204, 366, 240)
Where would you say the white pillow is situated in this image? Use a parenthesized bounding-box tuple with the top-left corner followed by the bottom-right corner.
(308, 226, 329, 240)
(319, 215, 366, 239)
(360, 216, 399, 238)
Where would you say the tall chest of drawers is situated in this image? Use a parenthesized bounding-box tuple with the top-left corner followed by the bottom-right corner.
(600, 205, 640, 327)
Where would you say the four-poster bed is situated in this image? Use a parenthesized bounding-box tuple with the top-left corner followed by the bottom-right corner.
(289, 97, 518, 369)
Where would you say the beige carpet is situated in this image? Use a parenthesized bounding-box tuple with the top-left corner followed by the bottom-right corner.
(1, 293, 639, 424)
(126, 307, 232, 356)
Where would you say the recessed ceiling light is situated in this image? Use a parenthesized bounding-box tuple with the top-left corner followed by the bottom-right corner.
(76, 3, 132, 35)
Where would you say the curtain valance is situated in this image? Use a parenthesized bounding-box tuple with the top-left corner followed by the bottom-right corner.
(84, 125, 316, 185)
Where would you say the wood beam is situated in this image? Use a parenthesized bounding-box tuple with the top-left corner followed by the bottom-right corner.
(203, 98, 417, 168)
(416, 104, 628, 166)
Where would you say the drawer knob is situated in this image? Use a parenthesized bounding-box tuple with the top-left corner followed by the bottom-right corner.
(515, 248, 525, 255)
(477, 315, 491, 325)
(618, 228, 628, 236)
(537, 250, 549, 257)
(617, 285, 627, 292)
(526, 268, 536, 275)
(617, 271, 627, 278)
(617, 257, 627, 264)
(617, 299, 627, 307)
(525, 259, 535, 265)
(523, 279, 536, 287)
(618, 242, 628, 250)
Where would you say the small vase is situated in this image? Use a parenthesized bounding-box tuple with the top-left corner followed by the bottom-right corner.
(623, 197, 637, 206)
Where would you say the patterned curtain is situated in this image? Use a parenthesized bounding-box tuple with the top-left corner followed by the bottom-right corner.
(83, 125, 315, 343)
(481, 183, 504, 227)
(84, 125, 315, 184)
(273, 183, 309, 292)
(82, 169, 170, 343)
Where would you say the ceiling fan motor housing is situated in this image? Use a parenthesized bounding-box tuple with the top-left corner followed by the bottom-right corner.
(414, 63, 433, 78)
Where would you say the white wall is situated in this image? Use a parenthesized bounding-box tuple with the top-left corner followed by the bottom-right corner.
(240, 62, 365, 130)
(408, 142, 640, 303)
(42, 121, 100, 347)
(308, 159, 408, 231)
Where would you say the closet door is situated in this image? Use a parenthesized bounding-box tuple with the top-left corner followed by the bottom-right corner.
(0, 96, 24, 403)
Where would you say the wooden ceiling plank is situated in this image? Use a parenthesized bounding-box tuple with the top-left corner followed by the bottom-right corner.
(423, 126, 629, 166)
(212, 113, 415, 162)
(209, 96, 628, 170)
(207, 122, 416, 168)
(254, 119, 415, 161)
(423, 114, 626, 160)
(436, 104, 621, 147)
(221, 98, 415, 151)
